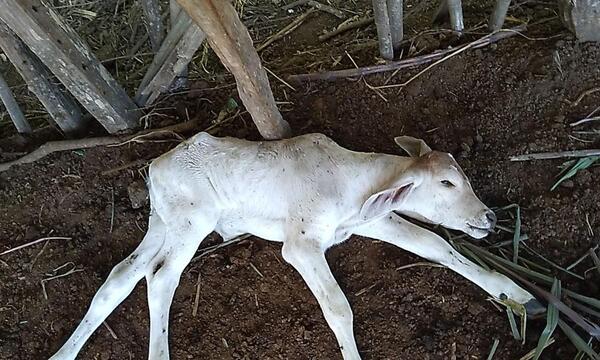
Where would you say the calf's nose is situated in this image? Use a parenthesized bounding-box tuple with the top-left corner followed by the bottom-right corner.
(485, 210, 497, 228)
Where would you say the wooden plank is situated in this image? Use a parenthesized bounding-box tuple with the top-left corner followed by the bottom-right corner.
(135, 10, 204, 106)
(141, 0, 165, 51)
(0, 71, 31, 134)
(170, 0, 189, 90)
(0, 19, 84, 134)
(0, 0, 139, 134)
(177, 0, 291, 140)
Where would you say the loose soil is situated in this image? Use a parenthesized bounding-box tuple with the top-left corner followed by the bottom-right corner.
(1, 1, 599, 359)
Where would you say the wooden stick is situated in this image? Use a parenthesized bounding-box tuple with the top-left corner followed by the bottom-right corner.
(559, 0, 600, 42)
(102, 322, 118, 340)
(0, 137, 124, 172)
(318, 0, 425, 43)
(289, 25, 525, 82)
(0, 20, 83, 134)
(101, 158, 150, 176)
(387, 0, 403, 53)
(0, 72, 31, 134)
(282, 0, 309, 9)
(257, 9, 314, 52)
(283, 0, 345, 18)
(190, 234, 251, 263)
(372, 0, 394, 60)
(489, 0, 511, 31)
(447, 0, 464, 32)
(136, 10, 205, 106)
(141, 0, 165, 51)
(0, 0, 139, 133)
(570, 116, 600, 127)
(305, 0, 344, 18)
(318, 16, 374, 42)
(510, 149, 600, 161)
(569, 87, 600, 107)
(169, 0, 189, 91)
(432, 0, 450, 24)
(138, 10, 194, 93)
(177, 0, 291, 140)
(0, 119, 201, 173)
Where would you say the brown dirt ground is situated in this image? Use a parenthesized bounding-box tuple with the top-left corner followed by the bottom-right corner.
(1, 1, 600, 359)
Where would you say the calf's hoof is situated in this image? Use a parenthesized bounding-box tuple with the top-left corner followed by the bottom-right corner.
(524, 298, 546, 319)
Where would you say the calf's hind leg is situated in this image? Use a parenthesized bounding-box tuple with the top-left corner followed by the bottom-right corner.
(145, 215, 217, 360)
(49, 213, 167, 360)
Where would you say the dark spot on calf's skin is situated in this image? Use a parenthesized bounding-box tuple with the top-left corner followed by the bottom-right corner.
(153, 260, 165, 275)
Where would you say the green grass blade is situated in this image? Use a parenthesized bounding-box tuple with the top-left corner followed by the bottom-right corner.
(519, 338, 555, 360)
(513, 206, 521, 263)
(462, 243, 600, 338)
(533, 279, 561, 360)
(567, 245, 598, 270)
(573, 338, 594, 360)
(518, 256, 552, 274)
(566, 292, 600, 312)
(487, 339, 500, 360)
(589, 249, 600, 278)
(558, 319, 600, 360)
(507, 306, 522, 341)
(551, 156, 599, 191)
(495, 204, 520, 212)
(572, 301, 600, 320)
(573, 350, 584, 360)
(454, 243, 491, 271)
(522, 244, 585, 280)
(460, 242, 554, 284)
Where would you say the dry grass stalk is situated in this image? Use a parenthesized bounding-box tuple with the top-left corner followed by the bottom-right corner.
(1, 237, 72, 256)
(257, 8, 315, 52)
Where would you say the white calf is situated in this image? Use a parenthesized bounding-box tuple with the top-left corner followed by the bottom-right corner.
(50, 132, 543, 360)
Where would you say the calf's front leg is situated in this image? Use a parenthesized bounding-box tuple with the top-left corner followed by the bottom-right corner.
(354, 213, 543, 313)
(282, 236, 361, 360)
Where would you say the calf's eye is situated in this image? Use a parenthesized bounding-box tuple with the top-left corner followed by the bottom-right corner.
(441, 180, 455, 187)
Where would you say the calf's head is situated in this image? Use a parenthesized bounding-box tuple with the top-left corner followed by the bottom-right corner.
(360, 136, 496, 239)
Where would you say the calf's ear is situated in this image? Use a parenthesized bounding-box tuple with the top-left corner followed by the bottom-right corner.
(394, 136, 432, 157)
(360, 182, 414, 221)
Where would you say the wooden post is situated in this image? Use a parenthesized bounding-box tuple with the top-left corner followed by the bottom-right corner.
(0, 20, 84, 134)
(433, 0, 464, 32)
(447, 0, 464, 32)
(136, 10, 205, 106)
(0, 0, 139, 134)
(0, 72, 31, 134)
(372, 0, 394, 60)
(489, 0, 511, 31)
(177, 0, 291, 140)
(387, 0, 403, 54)
(141, 0, 165, 51)
(559, 0, 600, 42)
